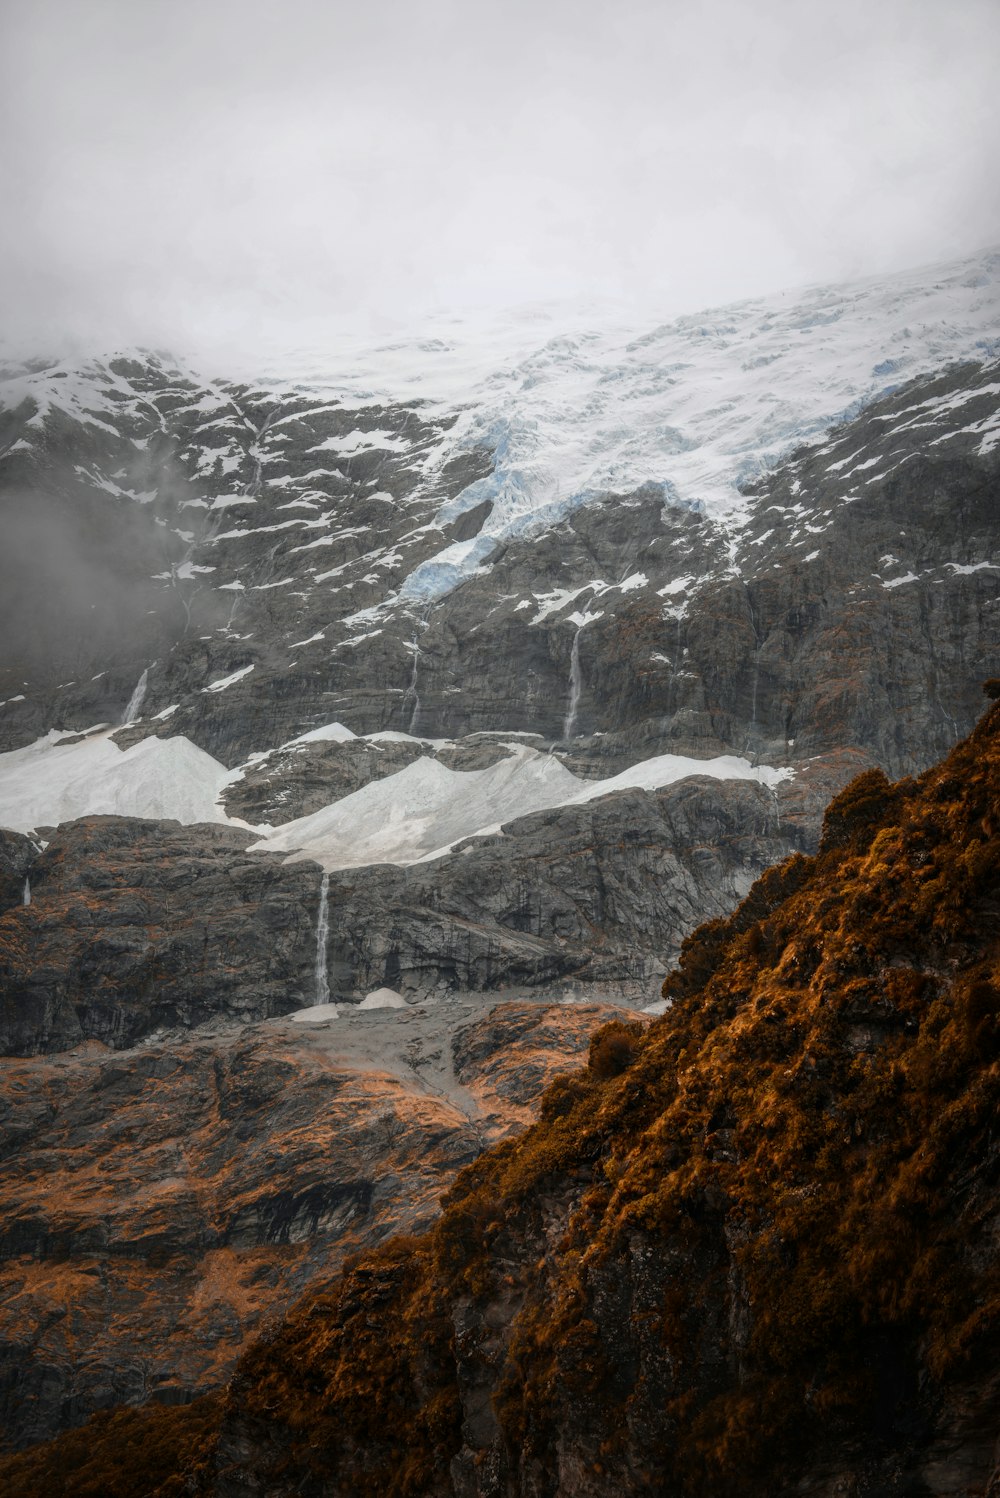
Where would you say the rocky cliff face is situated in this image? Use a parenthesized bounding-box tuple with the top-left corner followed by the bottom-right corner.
(0, 996, 633, 1451)
(0, 253, 998, 1470)
(0, 817, 317, 1054)
(156, 693, 999, 1497)
(5, 689, 999, 1496)
(0, 770, 805, 1057)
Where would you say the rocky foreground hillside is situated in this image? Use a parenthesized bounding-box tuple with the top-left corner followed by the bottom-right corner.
(0, 995, 637, 1452)
(4, 685, 999, 1496)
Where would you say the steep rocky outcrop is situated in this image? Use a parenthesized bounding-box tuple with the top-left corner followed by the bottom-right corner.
(0, 830, 36, 916)
(0, 997, 632, 1451)
(64, 689, 995, 1498)
(312, 774, 802, 1001)
(0, 771, 806, 1056)
(0, 817, 319, 1054)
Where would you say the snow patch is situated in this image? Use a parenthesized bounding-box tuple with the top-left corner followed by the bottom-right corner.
(203, 665, 255, 692)
(882, 572, 919, 589)
(292, 1002, 340, 1024)
(945, 560, 999, 576)
(0, 729, 242, 833)
(359, 987, 407, 1010)
(251, 743, 791, 873)
(288, 722, 357, 746)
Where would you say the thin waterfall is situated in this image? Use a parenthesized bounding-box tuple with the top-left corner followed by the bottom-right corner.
(742, 585, 762, 760)
(22, 878, 30, 906)
(314, 872, 330, 1005)
(244, 410, 275, 498)
(747, 643, 761, 748)
(121, 667, 149, 725)
(403, 636, 421, 735)
(562, 626, 585, 740)
(666, 614, 683, 716)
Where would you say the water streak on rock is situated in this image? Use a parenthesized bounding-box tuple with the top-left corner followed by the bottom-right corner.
(315, 872, 330, 1005)
(562, 625, 585, 740)
(121, 668, 149, 725)
(404, 636, 422, 736)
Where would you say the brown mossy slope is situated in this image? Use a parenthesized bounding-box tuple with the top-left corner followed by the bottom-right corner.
(0, 1394, 222, 1498)
(4, 695, 1000, 1497)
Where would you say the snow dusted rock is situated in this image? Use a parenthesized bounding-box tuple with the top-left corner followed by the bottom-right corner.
(0, 250, 997, 780)
(221, 733, 429, 824)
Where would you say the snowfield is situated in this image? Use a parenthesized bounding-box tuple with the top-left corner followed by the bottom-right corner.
(0, 729, 242, 834)
(251, 741, 792, 872)
(3, 247, 997, 614)
(0, 726, 791, 865)
(266, 248, 999, 602)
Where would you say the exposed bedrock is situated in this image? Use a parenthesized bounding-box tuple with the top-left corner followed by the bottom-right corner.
(0, 997, 629, 1449)
(0, 769, 812, 1056)
(0, 818, 318, 1055)
(0, 830, 37, 916)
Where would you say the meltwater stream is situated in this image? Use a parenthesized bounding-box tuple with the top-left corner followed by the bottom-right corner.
(562, 625, 585, 740)
(315, 872, 331, 1004)
(403, 635, 422, 736)
(121, 667, 150, 725)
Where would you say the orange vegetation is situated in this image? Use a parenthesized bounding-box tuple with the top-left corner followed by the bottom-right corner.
(4, 691, 1000, 1495)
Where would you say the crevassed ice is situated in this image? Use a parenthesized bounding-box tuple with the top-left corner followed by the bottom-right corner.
(4, 249, 997, 610)
(380, 249, 1000, 603)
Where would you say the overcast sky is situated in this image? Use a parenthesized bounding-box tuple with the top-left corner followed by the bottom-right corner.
(1, 0, 998, 360)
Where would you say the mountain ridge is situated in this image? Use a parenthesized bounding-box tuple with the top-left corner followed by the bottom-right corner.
(1, 246, 998, 771)
(0, 251, 998, 1466)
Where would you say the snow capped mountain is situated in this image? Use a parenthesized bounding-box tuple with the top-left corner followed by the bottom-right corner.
(0, 245, 998, 844)
(2, 249, 1000, 1455)
(4, 246, 998, 612)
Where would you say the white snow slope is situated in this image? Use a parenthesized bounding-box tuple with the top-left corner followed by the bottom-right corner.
(390, 250, 1000, 601)
(252, 742, 791, 872)
(0, 725, 791, 859)
(0, 729, 243, 834)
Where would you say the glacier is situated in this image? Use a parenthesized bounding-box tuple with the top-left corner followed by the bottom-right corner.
(4, 247, 998, 616)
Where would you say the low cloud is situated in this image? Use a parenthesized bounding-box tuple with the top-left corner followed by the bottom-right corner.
(1, 0, 998, 362)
